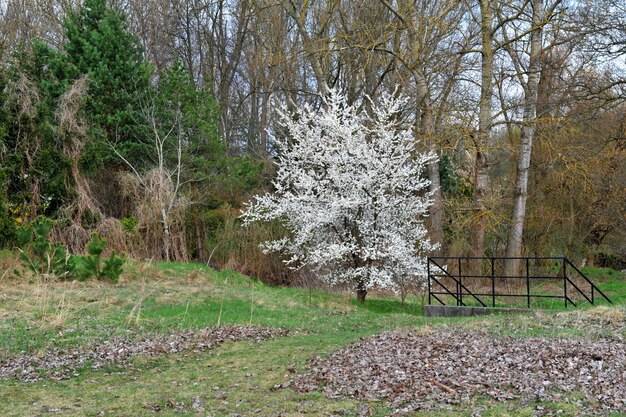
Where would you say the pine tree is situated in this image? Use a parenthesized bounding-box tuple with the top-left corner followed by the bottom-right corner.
(154, 61, 223, 176)
(62, 0, 151, 168)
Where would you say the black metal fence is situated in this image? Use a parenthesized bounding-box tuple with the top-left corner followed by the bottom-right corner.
(427, 256, 612, 309)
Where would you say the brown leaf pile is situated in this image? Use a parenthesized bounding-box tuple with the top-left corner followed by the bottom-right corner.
(291, 330, 626, 415)
(1, 326, 289, 382)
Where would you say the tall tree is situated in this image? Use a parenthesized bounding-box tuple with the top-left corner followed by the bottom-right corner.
(281, 0, 337, 96)
(380, 0, 469, 255)
(474, 0, 496, 259)
(62, 0, 151, 167)
(503, 0, 555, 275)
(1, 45, 72, 220)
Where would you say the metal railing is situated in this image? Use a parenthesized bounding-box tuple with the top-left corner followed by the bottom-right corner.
(427, 256, 612, 309)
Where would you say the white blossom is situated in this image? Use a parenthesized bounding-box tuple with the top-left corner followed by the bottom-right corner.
(242, 89, 437, 300)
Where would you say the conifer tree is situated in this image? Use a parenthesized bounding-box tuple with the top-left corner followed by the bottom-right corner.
(1, 45, 72, 220)
(62, 0, 151, 167)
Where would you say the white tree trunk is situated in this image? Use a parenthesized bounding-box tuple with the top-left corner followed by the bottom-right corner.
(475, 0, 494, 260)
(505, 0, 544, 276)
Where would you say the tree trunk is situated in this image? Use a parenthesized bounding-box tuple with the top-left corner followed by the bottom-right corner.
(191, 185, 204, 261)
(416, 73, 445, 255)
(474, 150, 489, 257)
(427, 160, 445, 255)
(356, 288, 367, 303)
(505, 0, 544, 276)
(475, 0, 494, 259)
(282, 0, 332, 97)
(162, 208, 171, 261)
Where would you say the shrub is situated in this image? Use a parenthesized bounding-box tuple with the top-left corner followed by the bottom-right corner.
(0, 201, 15, 248)
(121, 216, 138, 233)
(17, 217, 125, 282)
(17, 217, 74, 279)
(72, 234, 125, 283)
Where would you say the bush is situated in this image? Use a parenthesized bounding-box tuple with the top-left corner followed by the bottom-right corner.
(17, 217, 125, 282)
(205, 204, 293, 285)
(121, 216, 138, 233)
(17, 217, 74, 279)
(0, 201, 16, 248)
(73, 234, 125, 283)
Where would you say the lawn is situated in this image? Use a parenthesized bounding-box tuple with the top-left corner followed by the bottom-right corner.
(0, 252, 624, 416)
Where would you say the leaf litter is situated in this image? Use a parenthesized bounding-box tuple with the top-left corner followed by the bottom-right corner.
(290, 329, 625, 415)
(1, 326, 289, 382)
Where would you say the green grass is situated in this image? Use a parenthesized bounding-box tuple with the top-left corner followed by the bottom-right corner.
(0, 254, 625, 416)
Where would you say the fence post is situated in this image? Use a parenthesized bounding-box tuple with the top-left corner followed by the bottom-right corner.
(563, 258, 567, 308)
(491, 258, 495, 307)
(526, 258, 530, 308)
(457, 258, 462, 306)
(591, 285, 594, 305)
(427, 258, 431, 306)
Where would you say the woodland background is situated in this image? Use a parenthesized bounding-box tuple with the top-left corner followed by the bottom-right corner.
(0, 0, 624, 284)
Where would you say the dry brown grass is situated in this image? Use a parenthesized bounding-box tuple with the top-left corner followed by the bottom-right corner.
(5, 280, 89, 330)
(0, 251, 19, 282)
(554, 305, 625, 327)
(0, 256, 217, 335)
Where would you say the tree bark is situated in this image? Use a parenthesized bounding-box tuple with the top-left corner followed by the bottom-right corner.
(427, 159, 445, 255)
(504, 0, 544, 276)
(416, 73, 445, 255)
(475, 0, 494, 259)
(418, 87, 444, 256)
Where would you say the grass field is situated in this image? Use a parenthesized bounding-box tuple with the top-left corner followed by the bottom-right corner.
(0, 251, 624, 416)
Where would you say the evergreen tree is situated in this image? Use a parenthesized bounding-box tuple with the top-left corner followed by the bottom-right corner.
(62, 0, 151, 168)
(155, 61, 222, 175)
(0, 45, 72, 223)
(0, 66, 16, 246)
(153, 62, 261, 201)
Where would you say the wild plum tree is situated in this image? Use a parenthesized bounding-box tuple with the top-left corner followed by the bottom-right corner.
(242, 90, 436, 302)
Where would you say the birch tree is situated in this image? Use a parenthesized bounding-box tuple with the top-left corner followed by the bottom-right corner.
(502, 0, 555, 275)
(113, 64, 221, 262)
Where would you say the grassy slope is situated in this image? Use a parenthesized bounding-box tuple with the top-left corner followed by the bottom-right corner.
(0, 253, 624, 416)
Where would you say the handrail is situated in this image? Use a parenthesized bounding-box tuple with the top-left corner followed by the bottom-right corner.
(431, 276, 465, 306)
(429, 256, 567, 260)
(427, 256, 612, 309)
(429, 258, 487, 307)
(565, 259, 612, 304)
(428, 260, 463, 306)
(565, 276, 592, 304)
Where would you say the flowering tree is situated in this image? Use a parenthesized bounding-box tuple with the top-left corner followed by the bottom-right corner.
(242, 90, 436, 302)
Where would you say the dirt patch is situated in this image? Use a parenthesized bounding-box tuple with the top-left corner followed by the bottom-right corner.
(1, 326, 290, 382)
(290, 330, 626, 415)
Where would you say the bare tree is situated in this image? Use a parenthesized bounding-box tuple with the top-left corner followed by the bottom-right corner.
(502, 0, 559, 275)
(380, 0, 470, 255)
(280, 0, 338, 96)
